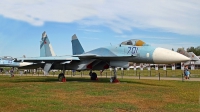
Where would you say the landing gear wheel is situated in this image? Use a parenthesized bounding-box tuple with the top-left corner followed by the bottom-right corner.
(90, 72, 98, 80)
(58, 73, 65, 82)
(110, 77, 119, 83)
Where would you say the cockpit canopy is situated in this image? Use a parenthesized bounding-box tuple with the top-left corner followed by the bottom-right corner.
(120, 39, 149, 46)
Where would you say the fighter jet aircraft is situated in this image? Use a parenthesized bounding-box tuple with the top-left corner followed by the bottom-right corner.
(0, 31, 57, 72)
(0, 56, 32, 67)
(15, 34, 190, 82)
(17, 31, 57, 70)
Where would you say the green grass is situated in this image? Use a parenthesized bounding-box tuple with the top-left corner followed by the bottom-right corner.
(0, 75, 199, 112)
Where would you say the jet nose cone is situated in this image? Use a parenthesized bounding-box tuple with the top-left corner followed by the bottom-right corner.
(153, 47, 190, 64)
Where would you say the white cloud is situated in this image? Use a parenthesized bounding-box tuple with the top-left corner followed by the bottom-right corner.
(81, 36, 99, 40)
(0, 0, 103, 26)
(115, 34, 176, 40)
(78, 29, 102, 33)
(0, 0, 200, 35)
(151, 42, 199, 51)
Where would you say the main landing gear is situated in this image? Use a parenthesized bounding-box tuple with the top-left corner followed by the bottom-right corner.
(58, 73, 65, 82)
(89, 70, 98, 81)
(110, 67, 120, 83)
(58, 66, 66, 82)
(89, 68, 119, 83)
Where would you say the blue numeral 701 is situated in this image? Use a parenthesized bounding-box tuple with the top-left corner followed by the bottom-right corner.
(127, 47, 138, 54)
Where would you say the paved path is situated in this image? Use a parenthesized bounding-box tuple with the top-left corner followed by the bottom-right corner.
(65, 75, 200, 81)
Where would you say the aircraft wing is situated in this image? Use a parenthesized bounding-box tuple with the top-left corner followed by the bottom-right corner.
(15, 56, 80, 63)
(73, 54, 97, 58)
(73, 53, 136, 59)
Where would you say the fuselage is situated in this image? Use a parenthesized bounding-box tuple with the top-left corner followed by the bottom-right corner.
(83, 45, 190, 64)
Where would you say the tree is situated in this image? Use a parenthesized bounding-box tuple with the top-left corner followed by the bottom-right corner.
(187, 46, 200, 56)
(195, 46, 200, 55)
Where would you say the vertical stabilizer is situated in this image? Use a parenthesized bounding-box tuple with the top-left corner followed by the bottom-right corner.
(40, 31, 56, 57)
(71, 34, 85, 55)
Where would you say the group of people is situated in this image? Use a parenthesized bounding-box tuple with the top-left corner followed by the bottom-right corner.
(184, 66, 190, 79)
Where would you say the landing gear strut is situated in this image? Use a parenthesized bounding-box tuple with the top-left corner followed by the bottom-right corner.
(58, 65, 66, 82)
(110, 67, 119, 83)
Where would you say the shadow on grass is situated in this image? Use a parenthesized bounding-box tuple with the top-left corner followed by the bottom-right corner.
(4, 77, 58, 83)
(67, 77, 172, 87)
(68, 77, 172, 87)
(119, 80, 172, 87)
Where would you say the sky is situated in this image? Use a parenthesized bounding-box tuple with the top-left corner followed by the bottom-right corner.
(0, 0, 200, 57)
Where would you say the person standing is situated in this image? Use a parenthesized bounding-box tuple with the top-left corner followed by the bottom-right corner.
(184, 66, 190, 79)
(184, 66, 188, 79)
(10, 68, 14, 77)
(186, 69, 190, 79)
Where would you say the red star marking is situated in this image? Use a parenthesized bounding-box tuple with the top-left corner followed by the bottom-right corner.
(44, 41, 47, 44)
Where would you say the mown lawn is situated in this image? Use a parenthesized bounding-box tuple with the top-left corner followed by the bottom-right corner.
(0, 75, 199, 112)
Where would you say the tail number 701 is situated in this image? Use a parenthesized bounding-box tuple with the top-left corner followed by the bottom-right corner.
(127, 47, 138, 55)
